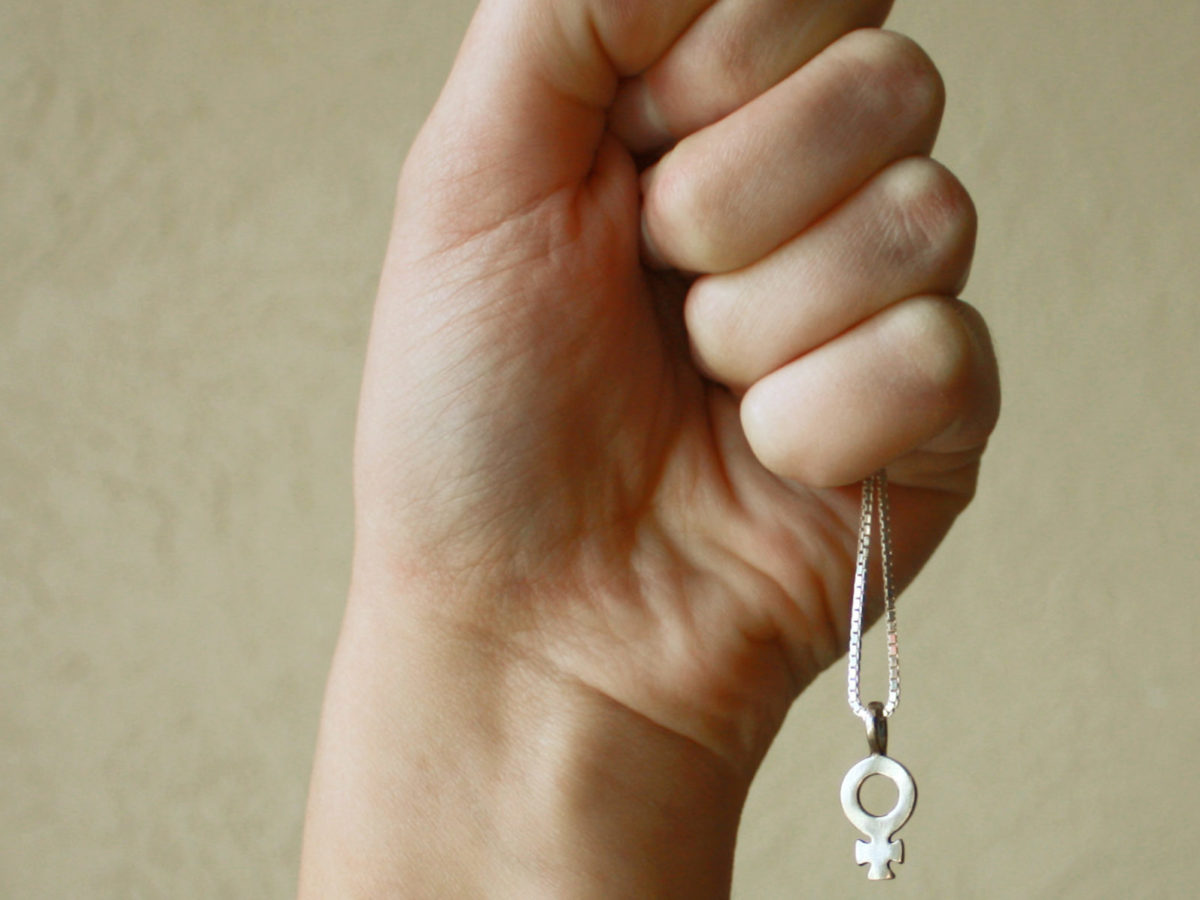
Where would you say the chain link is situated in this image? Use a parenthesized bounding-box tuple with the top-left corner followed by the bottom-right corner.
(846, 470, 899, 722)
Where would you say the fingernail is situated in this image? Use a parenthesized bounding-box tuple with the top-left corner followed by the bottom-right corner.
(612, 80, 672, 154)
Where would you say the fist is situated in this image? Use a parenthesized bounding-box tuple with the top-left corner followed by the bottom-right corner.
(352, 0, 999, 768)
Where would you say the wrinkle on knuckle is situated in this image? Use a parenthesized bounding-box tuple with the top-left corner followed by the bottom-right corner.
(839, 29, 945, 138)
(881, 32, 945, 129)
(880, 158, 976, 267)
(706, 24, 767, 107)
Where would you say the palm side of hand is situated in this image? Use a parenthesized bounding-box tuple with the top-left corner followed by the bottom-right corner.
(352, 0, 997, 773)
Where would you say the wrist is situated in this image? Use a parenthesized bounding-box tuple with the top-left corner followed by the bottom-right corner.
(299, 581, 749, 899)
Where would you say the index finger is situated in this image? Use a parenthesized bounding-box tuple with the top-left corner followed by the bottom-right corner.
(610, 0, 894, 152)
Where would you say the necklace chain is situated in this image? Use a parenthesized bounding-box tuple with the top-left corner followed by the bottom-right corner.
(846, 470, 899, 721)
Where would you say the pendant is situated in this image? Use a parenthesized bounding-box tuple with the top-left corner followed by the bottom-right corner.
(840, 702, 916, 880)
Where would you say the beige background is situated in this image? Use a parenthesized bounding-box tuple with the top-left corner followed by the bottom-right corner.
(3, 0, 1197, 897)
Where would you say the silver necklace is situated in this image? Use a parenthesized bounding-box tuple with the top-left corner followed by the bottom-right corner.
(840, 470, 917, 880)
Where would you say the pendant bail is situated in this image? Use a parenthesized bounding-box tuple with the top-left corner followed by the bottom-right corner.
(865, 701, 888, 756)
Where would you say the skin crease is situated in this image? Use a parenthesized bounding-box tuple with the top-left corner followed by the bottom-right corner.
(299, 0, 1000, 896)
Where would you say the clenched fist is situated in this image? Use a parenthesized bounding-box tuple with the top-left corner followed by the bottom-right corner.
(301, 1, 999, 896)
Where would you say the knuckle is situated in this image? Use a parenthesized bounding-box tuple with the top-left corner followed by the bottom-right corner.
(954, 302, 1002, 438)
(706, 28, 767, 108)
(880, 157, 977, 265)
(740, 386, 793, 477)
(683, 277, 727, 365)
(588, 0, 668, 71)
(893, 296, 977, 404)
(741, 382, 846, 488)
(840, 29, 945, 134)
(684, 276, 750, 382)
(646, 148, 731, 271)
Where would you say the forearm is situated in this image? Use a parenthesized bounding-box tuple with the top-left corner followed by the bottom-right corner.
(298, 587, 748, 899)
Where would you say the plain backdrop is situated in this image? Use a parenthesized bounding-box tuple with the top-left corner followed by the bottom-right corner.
(3, 1, 1197, 897)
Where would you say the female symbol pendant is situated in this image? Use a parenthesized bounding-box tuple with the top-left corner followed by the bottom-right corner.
(843, 472, 917, 880)
(841, 702, 916, 880)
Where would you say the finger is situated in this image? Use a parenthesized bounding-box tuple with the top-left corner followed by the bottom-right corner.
(407, 0, 716, 225)
(641, 29, 945, 274)
(740, 296, 1000, 488)
(611, 0, 894, 153)
(687, 157, 976, 390)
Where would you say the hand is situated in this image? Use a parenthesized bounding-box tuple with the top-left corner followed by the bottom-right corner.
(301, 0, 999, 895)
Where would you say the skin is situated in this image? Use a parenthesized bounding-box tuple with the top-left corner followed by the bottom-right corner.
(299, 0, 1000, 896)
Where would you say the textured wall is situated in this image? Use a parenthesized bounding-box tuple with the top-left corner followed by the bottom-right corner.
(3, 1, 1197, 897)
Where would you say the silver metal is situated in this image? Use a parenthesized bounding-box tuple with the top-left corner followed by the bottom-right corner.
(843, 471, 915, 879)
(846, 470, 899, 721)
(840, 752, 917, 881)
(864, 700, 887, 756)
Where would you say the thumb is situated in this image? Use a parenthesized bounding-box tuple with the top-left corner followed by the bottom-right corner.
(404, 0, 712, 224)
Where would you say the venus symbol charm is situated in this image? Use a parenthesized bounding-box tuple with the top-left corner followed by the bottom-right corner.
(842, 471, 918, 880)
(840, 703, 917, 880)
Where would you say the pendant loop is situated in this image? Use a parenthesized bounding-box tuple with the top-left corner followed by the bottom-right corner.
(864, 701, 888, 756)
